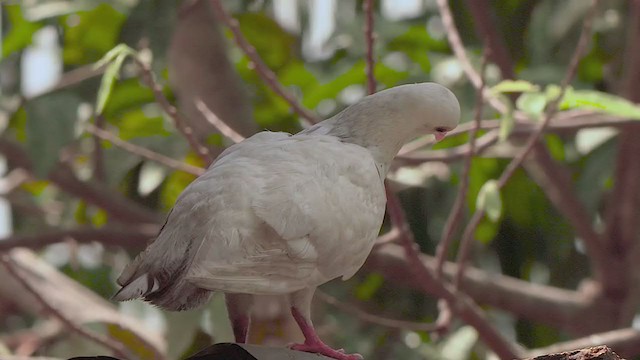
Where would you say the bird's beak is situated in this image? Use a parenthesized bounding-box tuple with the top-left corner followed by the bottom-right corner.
(434, 131, 447, 142)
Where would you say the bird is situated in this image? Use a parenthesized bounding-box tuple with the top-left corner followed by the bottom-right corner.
(113, 82, 460, 360)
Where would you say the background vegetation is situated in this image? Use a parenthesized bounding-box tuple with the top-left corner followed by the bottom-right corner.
(1, 0, 640, 359)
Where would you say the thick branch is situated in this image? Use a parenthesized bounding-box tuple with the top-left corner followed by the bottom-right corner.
(366, 244, 587, 334)
(526, 329, 640, 359)
(0, 227, 156, 252)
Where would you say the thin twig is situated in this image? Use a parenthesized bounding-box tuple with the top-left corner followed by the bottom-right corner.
(209, 0, 319, 125)
(92, 115, 107, 182)
(435, 50, 489, 279)
(364, 0, 376, 95)
(398, 111, 636, 156)
(435, 0, 508, 114)
(132, 57, 213, 164)
(194, 99, 246, 143)
(316, 290, 439, 332)
(0, 255, 135, 359)
(85, 123, 205, 176)
(454, 0, 601, 287)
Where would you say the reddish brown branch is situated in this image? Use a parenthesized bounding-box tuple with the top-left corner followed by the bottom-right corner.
(366, 244, 587, 334)
(0, 255, 134, 359)
(364, 0, 376, 95)
(209, 0, 319, 125)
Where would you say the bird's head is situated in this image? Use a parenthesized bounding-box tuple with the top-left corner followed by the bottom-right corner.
(320, 82, 461, 171)
(384, 82, 460, 143)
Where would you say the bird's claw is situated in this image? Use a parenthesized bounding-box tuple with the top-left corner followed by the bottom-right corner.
(289, 342, 363, 360)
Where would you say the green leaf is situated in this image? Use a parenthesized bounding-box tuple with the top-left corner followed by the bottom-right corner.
(491, 80, 540, 94)
(25, 92, 81, 177)
(516, 92, 547, 118)
(2, 5, 42, 57)
(96, 52, 129, 114)
(476, 180, 502, 222)
(93, 43, 136, 70)
(497, 96, 515, 142)
(560, 89, 640, 119)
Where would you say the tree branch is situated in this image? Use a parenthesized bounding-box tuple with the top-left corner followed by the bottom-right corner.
(366, 243, 588, 334)
(85, 123, 205, 176)
(132, 57, 214, 164)
(0, 226, 156, 252)
(209, 0, 319, 125)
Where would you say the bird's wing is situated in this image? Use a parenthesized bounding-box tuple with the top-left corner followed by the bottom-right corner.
(186, 135, 386, 294)
(115, 131, 292, 300)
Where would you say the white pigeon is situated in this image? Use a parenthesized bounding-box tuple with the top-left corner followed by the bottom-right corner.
(114, 82, 460, 360)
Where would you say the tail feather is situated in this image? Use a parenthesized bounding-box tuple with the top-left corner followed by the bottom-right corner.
(112, 273, 158, 302)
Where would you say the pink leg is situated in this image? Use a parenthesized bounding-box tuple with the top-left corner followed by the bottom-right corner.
(225, 293, 252, 344)
(230, 314, 250, 344)
(290, 306, 363, 360)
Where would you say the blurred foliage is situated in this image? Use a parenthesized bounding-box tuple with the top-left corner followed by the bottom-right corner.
(1, 0, 638, 359)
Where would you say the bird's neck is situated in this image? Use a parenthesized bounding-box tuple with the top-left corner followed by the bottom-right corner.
(317, 101, 418, 177)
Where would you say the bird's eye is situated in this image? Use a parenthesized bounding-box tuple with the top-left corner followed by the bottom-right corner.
(435, 127, 448, 133)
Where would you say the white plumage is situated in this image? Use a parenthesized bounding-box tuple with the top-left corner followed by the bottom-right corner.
(114, 82, 460, 360)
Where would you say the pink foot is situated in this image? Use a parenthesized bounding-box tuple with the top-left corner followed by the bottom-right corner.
(290, 306, 363, 360)
(290, 341, 363, 360)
